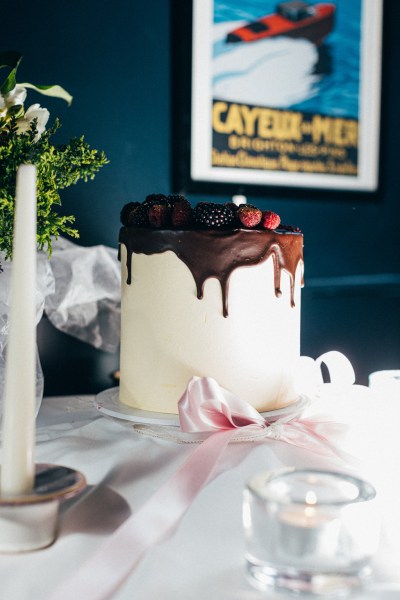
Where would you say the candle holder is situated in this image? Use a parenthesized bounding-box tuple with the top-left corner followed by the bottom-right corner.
(369, 370, 400, 401)
(243, 467, 380, 596)
(0, 463, 86, 553)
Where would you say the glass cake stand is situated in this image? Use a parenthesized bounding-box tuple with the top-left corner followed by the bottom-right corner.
(94, 387, 310, 428)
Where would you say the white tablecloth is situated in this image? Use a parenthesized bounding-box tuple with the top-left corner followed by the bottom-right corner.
(0, 388, 400, 600)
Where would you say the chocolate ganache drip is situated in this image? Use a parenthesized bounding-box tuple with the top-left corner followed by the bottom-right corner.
(119, 228, 303, 317)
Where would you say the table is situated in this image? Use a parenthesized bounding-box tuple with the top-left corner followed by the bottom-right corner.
(1, 388, 400, 599)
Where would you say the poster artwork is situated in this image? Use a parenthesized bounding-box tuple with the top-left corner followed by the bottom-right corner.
(212, 1, 360, 177)
(190, 0, 382, 191)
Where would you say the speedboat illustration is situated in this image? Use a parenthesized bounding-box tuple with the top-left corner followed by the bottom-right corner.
(226, 1, 335, 46)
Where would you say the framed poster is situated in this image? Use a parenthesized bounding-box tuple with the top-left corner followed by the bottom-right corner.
(175, 0, 383, 193)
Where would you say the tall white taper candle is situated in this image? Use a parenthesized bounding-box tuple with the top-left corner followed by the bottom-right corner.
(1, 164, 37, 496)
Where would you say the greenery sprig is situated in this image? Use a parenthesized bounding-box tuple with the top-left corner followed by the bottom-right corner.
(0, 51, 108, 261)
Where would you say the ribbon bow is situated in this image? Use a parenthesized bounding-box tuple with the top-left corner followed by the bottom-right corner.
(179, 376, 265, 431)
(178, 376, 349, 461)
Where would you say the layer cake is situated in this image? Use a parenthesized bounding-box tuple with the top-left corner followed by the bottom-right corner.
(119, 197, 303, 414)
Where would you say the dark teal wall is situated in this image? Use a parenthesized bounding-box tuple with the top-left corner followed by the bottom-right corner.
(3, 0, 172, 250)
(3, 0, 399, 392)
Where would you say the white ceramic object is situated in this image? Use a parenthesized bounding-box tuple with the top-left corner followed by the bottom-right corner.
(0, 463, 86, 553)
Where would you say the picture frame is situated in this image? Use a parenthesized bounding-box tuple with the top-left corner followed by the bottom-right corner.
(172, 0, 383, 195)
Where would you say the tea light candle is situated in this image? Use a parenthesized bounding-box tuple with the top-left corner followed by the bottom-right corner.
(369, 370, 400, 401)
(279, 490, 340, 557)
(243, 468, 379, 595)
(1, 164, 37, 496)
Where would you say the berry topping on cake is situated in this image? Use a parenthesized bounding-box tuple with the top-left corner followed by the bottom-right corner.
(143, 193, 167, 207)
(237, 204, 262, 228)
(148, 203, 169, 228)
(171, 198, 193, 228)
(261, 210, 281, 230)
(167, 194, 187, 209)
(120, 195, 300, 234)
(194, 202, 236, 228)
(224, 202, 239, 214)
(120, 201, 140, 226)
(129, 204, 149, 227)
(278, 224, 302, 233)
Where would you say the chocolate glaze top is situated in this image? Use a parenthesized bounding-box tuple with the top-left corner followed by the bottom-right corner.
(119, 227, 303, 317)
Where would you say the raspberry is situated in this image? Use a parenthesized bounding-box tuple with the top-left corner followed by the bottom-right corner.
(128, 205, 148, 227)
(194, 202, 236, 228)
(171, 199, 193, 228)
(261, 210, 281, 230)
(237, 204, 262, 228)
(148, 203, 169, 228)
(120, 201, 140, 226)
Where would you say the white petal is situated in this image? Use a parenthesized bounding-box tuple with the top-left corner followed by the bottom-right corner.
(4, 85, 27, 107)
(24, 104, 50, 131)
(20, 82, 72, 106)
(16, 104, 50, 140)
(15, 118, 31, 134)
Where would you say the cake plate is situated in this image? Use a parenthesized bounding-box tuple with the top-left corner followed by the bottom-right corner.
(94, 387, 310, 427)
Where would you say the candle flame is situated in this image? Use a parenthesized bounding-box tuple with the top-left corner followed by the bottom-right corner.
(305, 490, 317, 505)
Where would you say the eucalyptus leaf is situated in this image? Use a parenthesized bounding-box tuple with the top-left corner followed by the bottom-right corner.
(20, 82, 73, 106)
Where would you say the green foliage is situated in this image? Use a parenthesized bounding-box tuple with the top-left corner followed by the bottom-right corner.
(0, 51, 22, 95)
(0, 117, 108, 259)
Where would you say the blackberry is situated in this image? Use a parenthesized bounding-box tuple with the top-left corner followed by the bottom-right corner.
(166, 194, 187, 210)
(129, 205, 149, 227)
(143, 193, 167, 207)
(148, 203, 169, 228)
(278, 224, 302, 233)
(225, 202, 239, 214)
(120, 201, 140, 226)
(171, 198, 193, 228)
(194, 202, 236, 229)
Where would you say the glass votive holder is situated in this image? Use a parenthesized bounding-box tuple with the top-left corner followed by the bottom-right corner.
(369, 370, 400, 401)
(243, 468, 380, 596)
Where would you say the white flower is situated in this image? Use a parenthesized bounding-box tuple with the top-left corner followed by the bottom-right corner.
(0, 95, 6, 118)
(15, 103, 50, 139)
(0, 85, 28, 120)
(0, 84, 51, 138)
(4, 85, 27, 108)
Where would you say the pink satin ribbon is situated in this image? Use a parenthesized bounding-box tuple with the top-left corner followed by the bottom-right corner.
(180, 377, 349, 460)
(47, 377, 348, 600)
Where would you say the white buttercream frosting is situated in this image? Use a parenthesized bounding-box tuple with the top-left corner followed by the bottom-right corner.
(119, 245, 302, 414)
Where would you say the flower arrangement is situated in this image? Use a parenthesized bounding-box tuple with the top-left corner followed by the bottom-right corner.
(0, 51, 108, 261)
